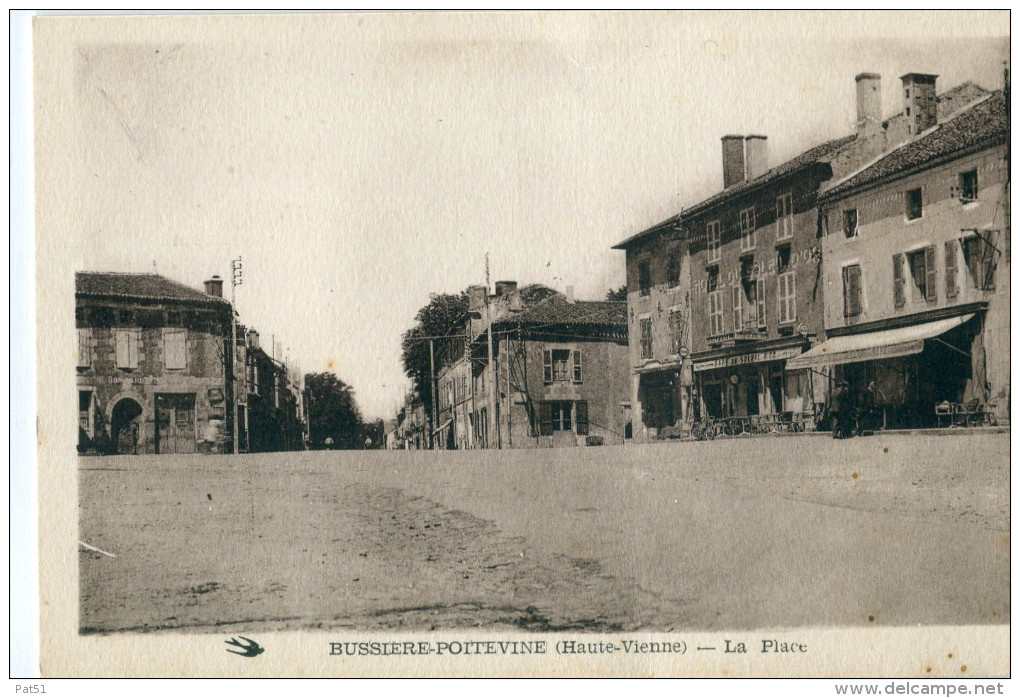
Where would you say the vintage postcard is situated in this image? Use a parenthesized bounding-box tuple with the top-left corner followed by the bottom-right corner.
(33, 11, 1009, 679)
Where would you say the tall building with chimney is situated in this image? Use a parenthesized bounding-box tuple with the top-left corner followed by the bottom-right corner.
(792, 83, 1009, 428)
(613, 72, 990, 438)
(75, 272, 235, 454)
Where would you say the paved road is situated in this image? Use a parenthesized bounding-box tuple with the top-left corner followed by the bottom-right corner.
(79, 432, 1008, 634)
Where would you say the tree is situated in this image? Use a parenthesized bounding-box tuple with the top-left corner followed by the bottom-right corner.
(304, 372, 364, 449)
(605, 285, 628, 301)
(400, 291, 469, 431)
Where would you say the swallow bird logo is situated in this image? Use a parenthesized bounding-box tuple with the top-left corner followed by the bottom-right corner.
(225, 636, 265, 658)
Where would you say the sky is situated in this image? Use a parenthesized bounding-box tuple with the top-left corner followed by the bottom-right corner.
(54, 11, 1009, 419)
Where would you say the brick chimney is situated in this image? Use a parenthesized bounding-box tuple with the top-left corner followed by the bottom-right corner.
(494, 280, 517, 297)
(721, 134, 746, 189)
(204, 275, 223, 298)
(467, 284, 487, 313)
(565, 285, 575, 304)
(901, 73, 938, 135)
(744, 135, 768, 181)
(855, 72, 882, 134)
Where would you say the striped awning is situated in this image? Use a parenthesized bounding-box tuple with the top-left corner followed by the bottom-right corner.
(785, 314, 973, 371)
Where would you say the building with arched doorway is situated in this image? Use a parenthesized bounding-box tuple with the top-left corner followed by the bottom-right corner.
(76, 271, 235, 455)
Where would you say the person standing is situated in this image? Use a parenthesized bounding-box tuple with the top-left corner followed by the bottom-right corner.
(830, 381, 845, 439)
(857, 380, 877, 435)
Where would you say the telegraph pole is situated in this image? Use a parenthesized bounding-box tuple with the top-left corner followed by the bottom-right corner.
(429, 337, 438, 450)
(485, 254, 499, 448)
(231, 257, 242, 454)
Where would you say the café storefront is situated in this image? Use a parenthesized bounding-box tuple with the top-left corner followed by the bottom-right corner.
(692, 338, 820, 428)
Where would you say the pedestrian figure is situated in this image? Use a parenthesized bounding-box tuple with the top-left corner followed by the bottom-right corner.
(857, 380, 877, 435)
(830, 381, 852, 439)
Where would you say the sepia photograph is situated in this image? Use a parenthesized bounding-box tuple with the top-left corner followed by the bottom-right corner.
(29, 10, 1009, 680)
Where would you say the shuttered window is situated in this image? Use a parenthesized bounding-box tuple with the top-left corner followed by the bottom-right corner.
(77, 328, 92, 368)
(924, 245, 937, 302)
(893, 253, 906, 308)
(755, 279, 766, 328)
(575, 400, 589, 436)
(945, 240, 959, 298)
(708, 291, 725, 336)
(775, 193, 793, 240)
(639, 318, 653, 359)
(732, 285, 744, 330)
(842, 264, 862, 318)
(115, 329, 140, 369)
(777, 272, 797, 325)
(163, 328, 187, 370)
(538, 402, 553, 436)
(572, 350, 582, 383)
(543, 350, 553, 382)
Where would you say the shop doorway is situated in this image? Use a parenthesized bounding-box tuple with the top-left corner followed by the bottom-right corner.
(110, 397, 143, 455)
(155, 393, 196, 454)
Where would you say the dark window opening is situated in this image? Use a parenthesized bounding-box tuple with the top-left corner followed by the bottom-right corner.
(707, 267, 719, 293)
(638, 259, 651, 296)
(958, 169, 978, 202)
(666, 251, 680, 288)
(776, 245, 792, 274)
(905, 188, 922, 220)
(843, 208, 858, 238)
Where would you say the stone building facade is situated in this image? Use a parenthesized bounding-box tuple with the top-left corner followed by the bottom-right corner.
(794, 87, 1009, 427)
(76, 272, 233, 455)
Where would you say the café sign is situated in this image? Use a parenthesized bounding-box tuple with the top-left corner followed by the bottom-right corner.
(693, 346, 803, 372)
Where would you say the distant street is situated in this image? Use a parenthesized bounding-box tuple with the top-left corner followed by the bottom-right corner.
(79, 432, 1008, 634)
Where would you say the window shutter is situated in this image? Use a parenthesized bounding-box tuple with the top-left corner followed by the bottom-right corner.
(116, 330, 129, 368)
(731, 285, 742, 330)
(924, 245, 937, 301)
(77, 329, 92, 368)
(575, 400, 589, 436)
(847, 265, 862, 317)
(538, 402, 553, 436)
(572, 350, 582, 383)
(945, 240, 958, 298)
(756, 279, 766, 327)
(164, 329, 187, 369)
(543, 350, 552, 383)
(980, 237, 997, 289)
(893, 254, 906, 308)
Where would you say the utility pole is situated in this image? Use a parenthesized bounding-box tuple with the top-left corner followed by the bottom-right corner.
(429, 337, 438, 450)
(485, 254, 499, 448)
(230, 256, 243, 454)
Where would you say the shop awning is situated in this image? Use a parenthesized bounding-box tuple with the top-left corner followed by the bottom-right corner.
(634, 359, 682, 375)
(430, 418, 453, 436)
(785, 314, 974, 371)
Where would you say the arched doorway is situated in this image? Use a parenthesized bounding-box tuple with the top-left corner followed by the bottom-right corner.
(110, 398, 143, 455)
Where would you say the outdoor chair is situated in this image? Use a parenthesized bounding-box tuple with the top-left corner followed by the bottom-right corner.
(954, 399, 984, 428)
(935, 401, 954, 428)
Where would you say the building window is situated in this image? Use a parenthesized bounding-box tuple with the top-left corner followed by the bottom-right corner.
(77, 328, 93, 368)
(945, 240, 959, 298)
(905, 188, 923, 220)
(843, 208, 858, 239)
(776, 245, 792, 274)
(754, 278, 766, 328)
(706, 221, 721, 263)
(842, 264, 862, 318)
(115, 328, 141, 370)
(776, 193, 793, 241)
(666, 250, 681, 288)
(638, 259, 651, 296)
(163, 328, 187, 370)
(572, 350, 582, 383)
(739, 207, 756, 252)
(907, 246, 937, 302)
(539, 401, 575, 435)
(893, 253, 906, 308)
(777, 271, 797, 325)
(732, 284, 744, 330)
(958, 169, 979, 202)
(544, 349, 572, 382)
(639, 318, 653, 359)
(668, 309, 686, 355)
(118, 310, 133, 325)
(962, 234, 997, 290)
(707, 267, 724, 336)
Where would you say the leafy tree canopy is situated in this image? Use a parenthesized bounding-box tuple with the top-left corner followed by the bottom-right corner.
(605, 285, 628, 301)
(400, 291, 469, 418)
(304, 372, 364, 449)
